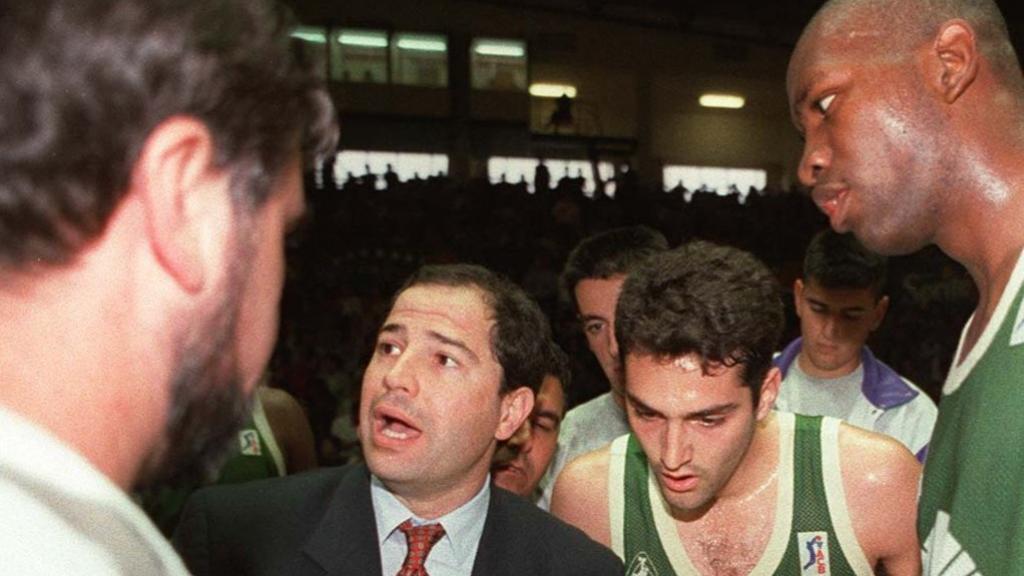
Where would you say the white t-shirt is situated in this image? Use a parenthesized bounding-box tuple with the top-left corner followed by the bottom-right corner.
(536, 392, 630, 510)
(0, 406, 189, 575)
(775, 357, 937, 458)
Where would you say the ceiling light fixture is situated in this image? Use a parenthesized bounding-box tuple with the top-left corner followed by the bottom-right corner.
(699, 93, 745, 109)
(396, 38, 447, 52)
(338, 31, 388, 48)
(529, 83, 577, 98)
(474, 42, 525, 58)
(291, 30, 326, 44)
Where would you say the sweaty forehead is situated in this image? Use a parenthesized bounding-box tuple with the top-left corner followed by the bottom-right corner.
(790, 0, 921, 74)
(803, 279, 878, 306)
(787, 17, 903, 111)
(792, 20, 879, 72)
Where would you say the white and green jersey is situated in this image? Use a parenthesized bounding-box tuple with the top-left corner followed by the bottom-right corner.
(919, 248, 1024, 575)
(609, 412, 872, 576)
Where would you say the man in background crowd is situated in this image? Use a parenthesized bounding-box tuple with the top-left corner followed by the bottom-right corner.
(537, 225, 668, 510)
(774, 229, 937, 461)
(492, 343, 570, 502)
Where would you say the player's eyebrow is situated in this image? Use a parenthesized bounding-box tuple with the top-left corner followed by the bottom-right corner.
(790, 86, 811, 134)
(534, 409, 562, 424)
(626, 392, 739, 420)
(684, 403, 738, 420)
(625, 392, 663, 417)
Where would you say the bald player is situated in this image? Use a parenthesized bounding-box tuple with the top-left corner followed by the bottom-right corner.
(789, 1, 1024, 572)
(552, 242, 921, 575)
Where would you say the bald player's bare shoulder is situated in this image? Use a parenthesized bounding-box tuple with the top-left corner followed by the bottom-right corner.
(838, 423, 922, 576)
(550, 444, 612, 547)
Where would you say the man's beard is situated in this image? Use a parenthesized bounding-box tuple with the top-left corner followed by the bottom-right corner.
(134, 251, 256, 491)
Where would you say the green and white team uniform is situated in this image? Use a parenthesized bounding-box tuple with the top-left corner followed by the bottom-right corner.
(140, 393, 285, 535)
(217, 392, 286, 483)
(919, 248, 1024, 575)
(608, 412, 872, 576)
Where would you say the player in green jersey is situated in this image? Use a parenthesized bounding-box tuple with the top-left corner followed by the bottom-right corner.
(552, 242, 921, 575)
(788, 1, 1024, 572)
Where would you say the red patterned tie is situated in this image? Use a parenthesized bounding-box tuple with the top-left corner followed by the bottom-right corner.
(396, 520, 445, 576)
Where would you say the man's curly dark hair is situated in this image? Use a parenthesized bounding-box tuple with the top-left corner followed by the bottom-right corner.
(615, 241, 784, 405)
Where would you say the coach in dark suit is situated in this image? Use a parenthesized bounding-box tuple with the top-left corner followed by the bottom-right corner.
(174, 264, 622, 576)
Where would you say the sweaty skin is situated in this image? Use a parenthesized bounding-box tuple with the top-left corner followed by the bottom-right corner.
(552, 354, 921, 575)
(788, 3, 1024, 358)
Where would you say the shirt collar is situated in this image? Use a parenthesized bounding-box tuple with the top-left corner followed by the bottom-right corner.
(370, 473, 491, 563)
(0, 405, 190, 574)
(774, 337, 918, 409)
(0, 404, 128, 502)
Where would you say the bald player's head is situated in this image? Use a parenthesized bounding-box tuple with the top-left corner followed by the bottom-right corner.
(788, 0, 1024, 255)
(794, 0, 1021, 89)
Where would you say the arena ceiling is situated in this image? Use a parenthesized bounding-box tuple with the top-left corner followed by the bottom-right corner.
(469, 0, 1024, 50)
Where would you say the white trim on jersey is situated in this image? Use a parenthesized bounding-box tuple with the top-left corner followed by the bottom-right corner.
(944, 247, 1024, 396)
(616, 412, 798, 575)
(749, 411, 796, 575)
(820, 417, 874, 575)
(252, 391, 286, 476)
(608, 434, 629, 560)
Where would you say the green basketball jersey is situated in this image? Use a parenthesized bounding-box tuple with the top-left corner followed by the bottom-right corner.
(918, 249, 1024, 575)
(609, 412, 872, 575)
(139, 393, 284, 535)
(217, 417, 282, 483)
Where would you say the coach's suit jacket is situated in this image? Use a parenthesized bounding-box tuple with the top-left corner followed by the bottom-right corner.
(173, 463, 623, 576)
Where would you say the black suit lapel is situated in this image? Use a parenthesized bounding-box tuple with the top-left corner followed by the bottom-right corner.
(470, 485, 514, 576)
(302, 464, 383, 576)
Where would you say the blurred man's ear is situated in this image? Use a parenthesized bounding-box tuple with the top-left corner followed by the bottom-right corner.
(793, 278, 806, 318)
(132, 116, 234, 295)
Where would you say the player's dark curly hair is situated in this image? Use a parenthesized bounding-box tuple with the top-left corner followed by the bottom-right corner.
(615, 241, 784, 404)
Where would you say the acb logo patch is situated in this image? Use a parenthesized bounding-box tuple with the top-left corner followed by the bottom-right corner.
(798, 531, 831, 575)
(238, 429, 262, 456)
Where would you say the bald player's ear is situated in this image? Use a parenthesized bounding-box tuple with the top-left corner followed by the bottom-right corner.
(495, 387, 535, 442)
(931, 20, 979, 104)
